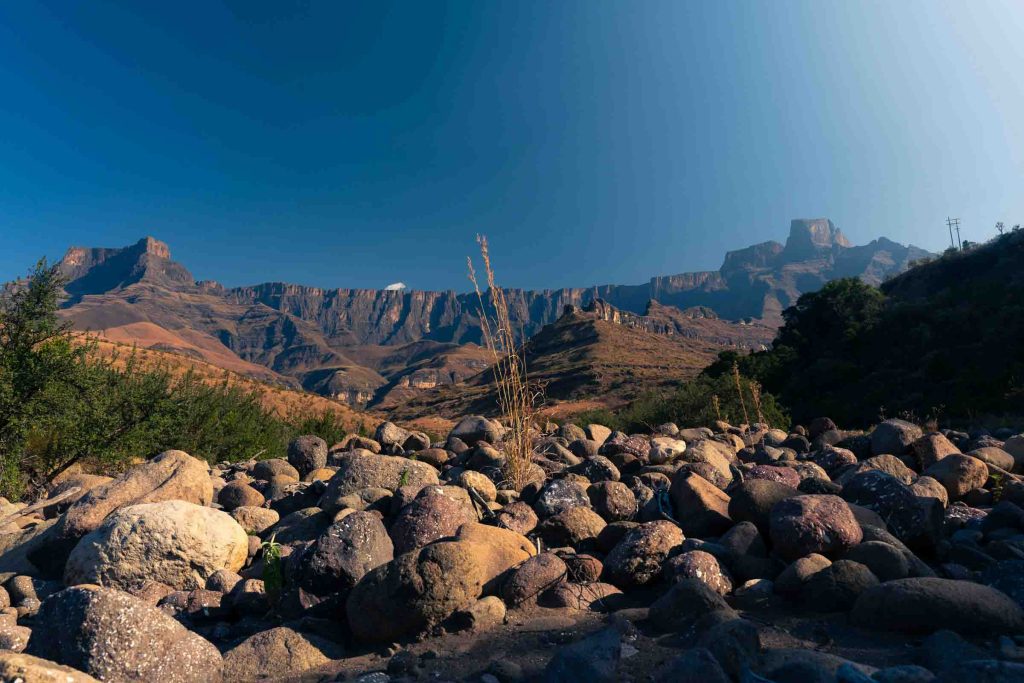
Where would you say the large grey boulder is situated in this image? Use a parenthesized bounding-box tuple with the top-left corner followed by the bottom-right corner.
(450, 415, 505, 446)
(287, 435, 328, 477)
(870, 419, 923, 456)
(65, 500, 248, 591)
(851, 577, 1024, 635)
(59, 450, 213, 539)
(29, 586, 223, 682)
(320, 453, 439, 510)
(301, 511, 393, 596)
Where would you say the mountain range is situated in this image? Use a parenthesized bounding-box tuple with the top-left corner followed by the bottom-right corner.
(53, 219, 929, 412)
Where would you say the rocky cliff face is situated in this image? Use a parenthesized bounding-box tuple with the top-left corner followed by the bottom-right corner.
(56, 219, 929, 407)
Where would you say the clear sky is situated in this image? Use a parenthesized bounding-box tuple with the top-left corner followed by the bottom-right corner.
(2, 1, 1022, 291)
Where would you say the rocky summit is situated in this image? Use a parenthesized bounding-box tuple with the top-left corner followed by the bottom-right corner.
(56, 220, 927, 409)
(1, 415, 1023, 681)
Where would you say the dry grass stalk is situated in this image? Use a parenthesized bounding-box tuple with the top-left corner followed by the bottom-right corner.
(467, 235, 536, 491)
(732, 361, 750, 427)
(711, 394, 722, 423)
(750, 380, 765, 426)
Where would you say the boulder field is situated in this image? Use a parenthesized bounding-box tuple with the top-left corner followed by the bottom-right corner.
(0, 416, 1022, 681)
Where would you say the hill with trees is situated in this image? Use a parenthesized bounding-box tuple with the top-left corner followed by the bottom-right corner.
(710, 229, 1024, 426)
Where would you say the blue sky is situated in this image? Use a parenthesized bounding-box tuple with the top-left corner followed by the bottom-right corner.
(2, 1, 1022, 291)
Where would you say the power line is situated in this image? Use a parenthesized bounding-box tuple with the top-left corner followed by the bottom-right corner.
(946, 217, 961, 250)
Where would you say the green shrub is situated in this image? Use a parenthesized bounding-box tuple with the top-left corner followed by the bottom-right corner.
(0, 259, 347, 500)
(574, 373, 788, 434)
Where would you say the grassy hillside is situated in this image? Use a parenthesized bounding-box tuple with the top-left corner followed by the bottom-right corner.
(82, 334, 375, 433)
(388, 304, 732, 419)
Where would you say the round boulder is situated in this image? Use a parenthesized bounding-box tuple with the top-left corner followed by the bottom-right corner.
(222, 626, 344, 680)
(871, 419, 923, 456)
(287, 436, 328, 478)
(663, 550, 733, 595)
(65, 500, 248, 591)
(217, 481, 265, 511)
(502, 553, 568, 606)
(924, 454, 989, 500)
(851, 577, 1024, 635)
(769, 495, 862, 561)
(800, 560, 879, 612)
(345, 541, 486, 642)
(603, 520, 684, 587)
(28, 586, 223, 682)
(302, 511, 394, 596)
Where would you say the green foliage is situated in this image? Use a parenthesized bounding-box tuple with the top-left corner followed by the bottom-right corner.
(575, 373, 788, 434)
(259, 534, 284, 603)
(570, 408, 622, 432)
(0, 259, 348, 500)
(725, 234, 1024, 426)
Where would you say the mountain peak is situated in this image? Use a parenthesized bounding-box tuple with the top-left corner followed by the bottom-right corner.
(783, 218, 852, 258)
(60, 236, 192, 299)
(138, 236, 172, 259)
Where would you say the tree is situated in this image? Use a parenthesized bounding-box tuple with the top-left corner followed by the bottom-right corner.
(0, 260, 88, 495)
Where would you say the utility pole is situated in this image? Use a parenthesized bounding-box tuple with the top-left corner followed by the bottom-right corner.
(946, 217, 961, 250)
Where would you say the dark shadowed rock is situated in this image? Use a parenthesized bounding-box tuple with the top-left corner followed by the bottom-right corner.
(345, 541, 489, 642)
(654, 647, 730, 683)
(800, 560, 879, 612)
(648, 578, 736, 632)
(728, 479, 799, 537)
(851, 577, 1024, 635)
(840, 471, 941, 550)
(775, 553, 831, 598)
(844, 541, 911, 581)
(871, 420, 923, 456)
(543, 625, 622, 683)
(450, 415, 504, 446)
(769, 495, 862, 561)
(603, 520, 684, 587)
(301, 511, 393, 596)
(287, 435, 328, 477)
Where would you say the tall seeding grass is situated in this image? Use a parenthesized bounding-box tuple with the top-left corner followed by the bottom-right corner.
(467, 236, 537, 491)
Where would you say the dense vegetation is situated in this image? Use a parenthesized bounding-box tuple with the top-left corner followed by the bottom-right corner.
(709, 230, 1024, 427)
(573, 371, 789, 434)
(0, 260, 348, 500)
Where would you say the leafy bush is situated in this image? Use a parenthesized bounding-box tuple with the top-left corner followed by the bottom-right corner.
(0, 260, 347, 500)
(718, 233, 1024, 427)
(574, 373, 789, 434)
